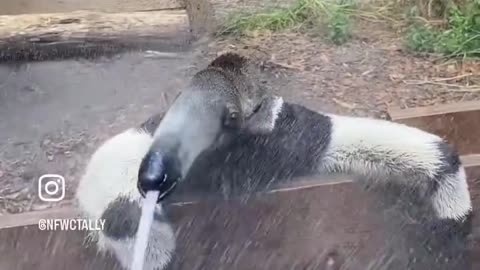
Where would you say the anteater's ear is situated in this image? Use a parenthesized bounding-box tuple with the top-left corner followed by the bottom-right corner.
(244, 95, 284, 135)
(138, 112, 165, 136)
(208, 53, 248, 73)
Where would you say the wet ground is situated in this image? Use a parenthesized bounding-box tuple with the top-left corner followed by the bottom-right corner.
(0, 51, 195, 214)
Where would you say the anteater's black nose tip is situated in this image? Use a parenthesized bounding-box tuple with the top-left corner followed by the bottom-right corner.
(138, 151, 166, 195)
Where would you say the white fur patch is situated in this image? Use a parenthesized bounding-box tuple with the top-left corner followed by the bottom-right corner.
(269, 96, 284, 130)
(75, 127, 176, 269)
(75, 128, 153, 220)
(322, 114, 443, 181)
(431, 167, 472, 220)
(321, 114, 472, 220)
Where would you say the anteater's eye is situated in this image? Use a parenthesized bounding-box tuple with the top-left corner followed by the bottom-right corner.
(229, 111, 239, 120)
(252, 103, 262, 114)
(223, 110, 242, 129)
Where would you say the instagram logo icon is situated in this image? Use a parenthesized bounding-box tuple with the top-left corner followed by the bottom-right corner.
(38, 174, 65, 202)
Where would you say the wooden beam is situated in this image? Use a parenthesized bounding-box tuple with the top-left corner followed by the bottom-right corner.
(0, 10, 191, 61)
(0, 181, 383, 270)
(388, 100, 480, 155)
(0, 176, 353, 230)
(0, 0, 185, 15)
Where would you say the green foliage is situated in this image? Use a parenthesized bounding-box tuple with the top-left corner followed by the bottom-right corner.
(406, 24, 439, 52)
(219, 4, 306, 35)
(219, 0, 353, 45)
(327, 8, 352, 44)
(437, 7, 480, 56)
(405, 2, 480, 57)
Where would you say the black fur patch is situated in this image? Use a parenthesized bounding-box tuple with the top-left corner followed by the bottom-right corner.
(431, 141, 462, 192)
(101, 196, 168, 239)
(207, 53, 248, 73)
(436, 141, 462, 175)
(101, 197, 141, 239)
(138, 113, 164, 136)
(166, 102, 333, 201)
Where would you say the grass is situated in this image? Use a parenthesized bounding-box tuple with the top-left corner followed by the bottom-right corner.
(218, 0, 355, 45)
(405, 2, 480, 58)
(217, 0, 480, 58)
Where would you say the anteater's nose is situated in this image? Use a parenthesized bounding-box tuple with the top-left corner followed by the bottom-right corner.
(137, 151, 166, 196)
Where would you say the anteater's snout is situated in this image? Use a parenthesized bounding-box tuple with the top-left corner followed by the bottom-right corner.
(137, 150, 180, 201)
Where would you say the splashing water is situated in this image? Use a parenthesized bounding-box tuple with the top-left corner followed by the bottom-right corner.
(131, 191, 160, 270)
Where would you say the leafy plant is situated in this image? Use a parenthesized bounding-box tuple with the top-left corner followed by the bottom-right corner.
(405, 24, 439, 52)
(405, 2, 480, 58)
(437, 7, 480, 56)
(327, 8, 352, 44)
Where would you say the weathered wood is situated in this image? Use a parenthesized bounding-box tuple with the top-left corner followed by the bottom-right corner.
(0, 0, 185, 15)
(0, 10, 191, 61)
(464, 154, 480, 268)
(388, 100, 480, 156)
(0, 204, 81, 230)
(0, 224, 121, 270)
(0, 182, 383, 270)
(0, 157, 479, 270)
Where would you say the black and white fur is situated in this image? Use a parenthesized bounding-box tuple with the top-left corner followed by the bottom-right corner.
(75, 53, 473, 270)
(178, 101, 473, 269)
(75, 115, 176, 270)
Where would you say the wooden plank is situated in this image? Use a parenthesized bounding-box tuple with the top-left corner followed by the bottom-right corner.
(388, 101, 480, 155)
(0, 204, 80, 230)
(0, 225, 121, 270)
(0, 182, 383, 270)
(388, 100, 480, 120)
(0, 0, 185, 15)
(169, 182, 385, 270)
(0, 10, 191, 61)
(465, 155, 480, 268)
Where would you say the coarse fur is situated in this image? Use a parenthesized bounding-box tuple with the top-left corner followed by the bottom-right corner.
(180, 102, 472, 220)
(75, 124, 175, 270)
(76, 102, 473, 270)
(76, 53, 473, 270)
(175, 101, 473, 270)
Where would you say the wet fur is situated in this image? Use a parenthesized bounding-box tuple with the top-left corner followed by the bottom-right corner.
(75, 127, 175, 270)
(174, 102, 473, 270)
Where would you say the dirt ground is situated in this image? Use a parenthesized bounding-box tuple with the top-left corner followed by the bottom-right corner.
(0, 19, 479, 215)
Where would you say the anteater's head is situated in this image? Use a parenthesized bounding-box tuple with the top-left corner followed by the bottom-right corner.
(137, 53, 283, 200)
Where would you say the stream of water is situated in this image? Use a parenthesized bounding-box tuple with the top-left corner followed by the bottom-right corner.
(131, 191, 160, 270)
